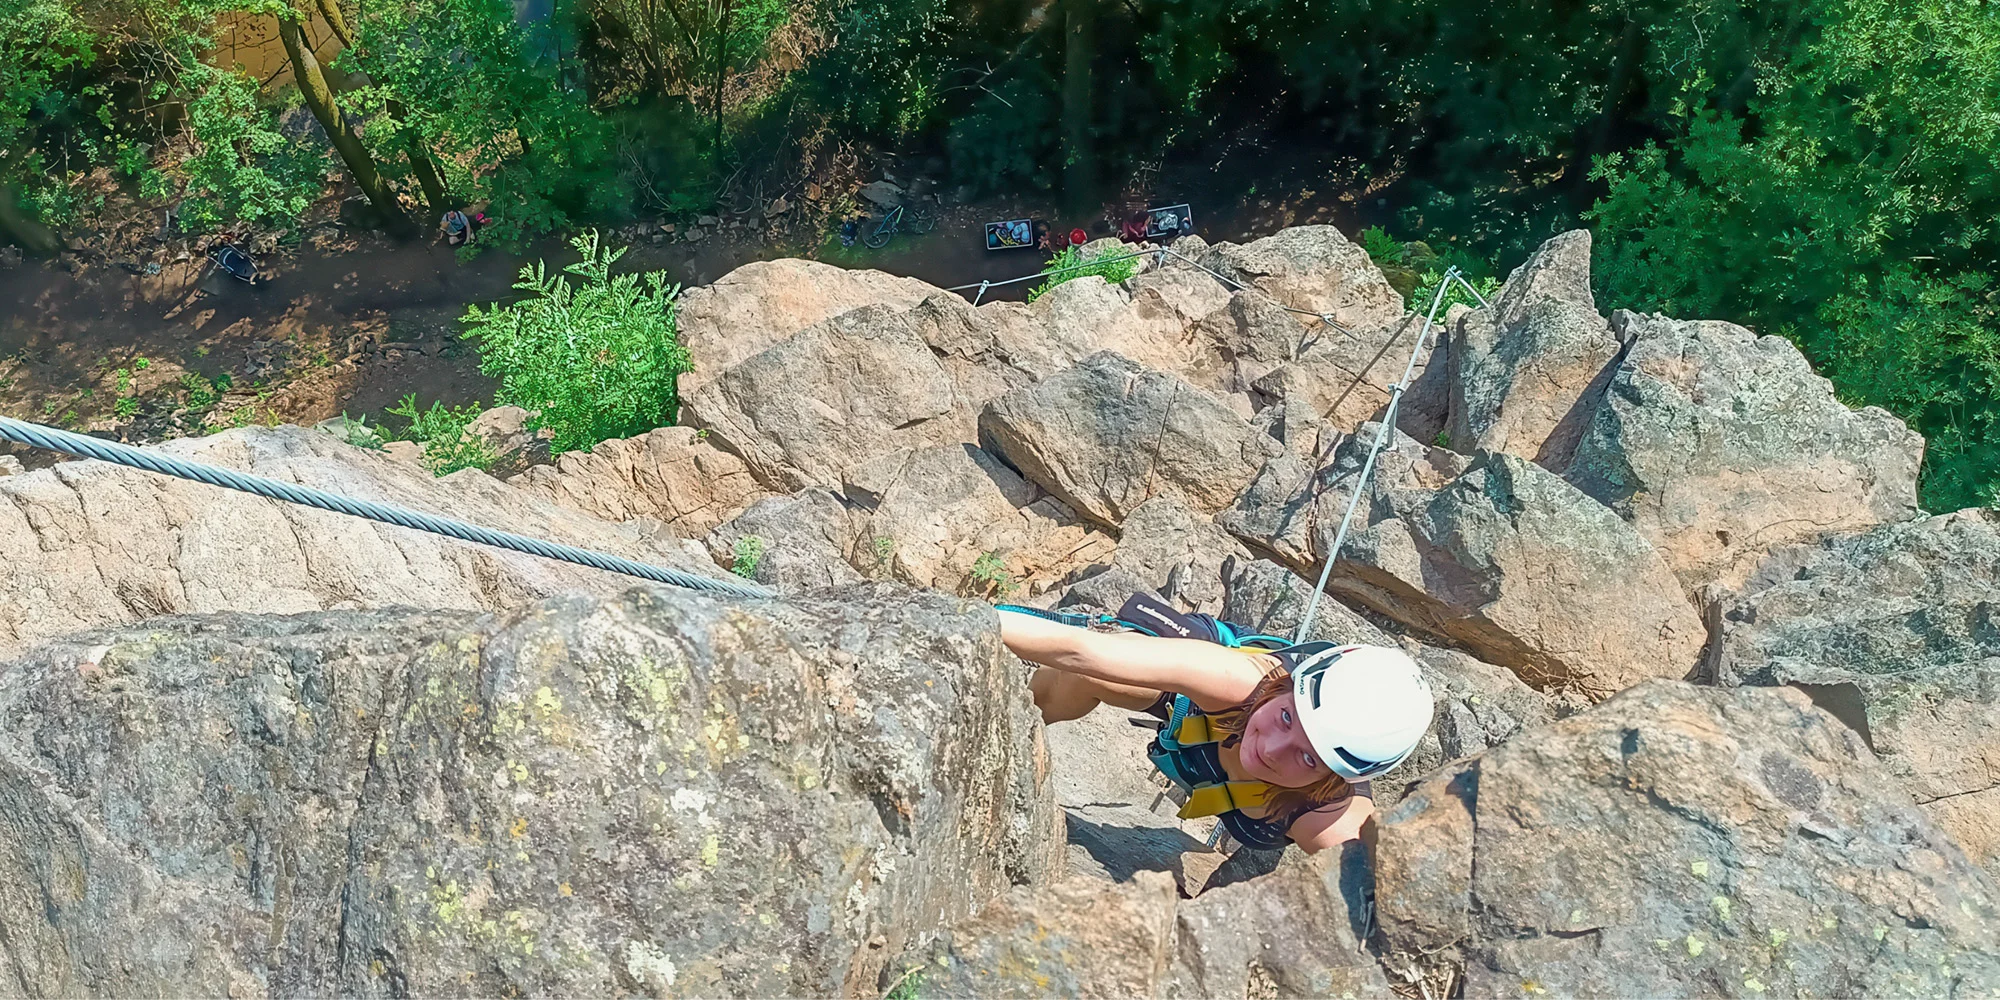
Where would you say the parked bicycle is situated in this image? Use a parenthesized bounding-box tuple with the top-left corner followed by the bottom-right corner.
(862, 201, 937, 249)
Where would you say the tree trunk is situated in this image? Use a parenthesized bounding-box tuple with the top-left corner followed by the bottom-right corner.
(402, 138, 450, 219)
(312, 0, 449, 219)
(712, 0, 734, 165)
(313, 0, 353, 45)
(278, 8, 414, 237)
(1061, 0, 1096, 215)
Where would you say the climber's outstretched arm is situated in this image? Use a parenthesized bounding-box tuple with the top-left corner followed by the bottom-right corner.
(997, 609, 1270, 712)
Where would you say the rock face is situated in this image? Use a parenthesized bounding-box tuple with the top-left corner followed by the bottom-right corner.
(1044, 697, 1220, 893)
(1565, 311, 1923, 590)
(1108, 496, 1252, 615)
(704, 490, 863, 589)
(1392, 645, 1559, 803)
(921, 852, 1388, 999)
(1221, 420, 1468, 577)
(0, 586, 1062, 997)
(674, 260, 936, 396)
(1718, 508, 2000, 876)
(979, 352, 1281, 528)
(1195, 226, 1405, 334)
(2, 222, 1981, 999)
(1372, 681, 2000, 998)
(1328, 449, 1705, 699)
(509, 426, 773, 536)
(1445, 230, 1622, 469)
(921, 873, 1182, 999)
(0, 427, 726, 660)
(1248, 311, 1438, 438)
(1219, 557, 1392, 648)
(685, 304, 969, 492)
(845, 444, 1113, 597)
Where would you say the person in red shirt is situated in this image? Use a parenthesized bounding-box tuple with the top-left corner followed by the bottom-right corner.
(1119, 210, 1149, 243)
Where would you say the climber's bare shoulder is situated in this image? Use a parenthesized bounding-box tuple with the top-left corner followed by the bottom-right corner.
(1285, 785, 1374, 854)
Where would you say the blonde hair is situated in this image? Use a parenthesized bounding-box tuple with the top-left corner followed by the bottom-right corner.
(1205, 667, 1354, 824)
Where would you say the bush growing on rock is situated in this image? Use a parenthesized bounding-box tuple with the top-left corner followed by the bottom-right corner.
(386, 394, 496, 476)
(1026, 245, 1140, 303)
(461, 230, 692, 454)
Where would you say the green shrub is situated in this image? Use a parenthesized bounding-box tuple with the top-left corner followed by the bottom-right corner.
(386, 394, 496, 476)
(460, 230, 691, 454)
(1026, 245, 1141, 303)
(181, 371, 229, 410)
(327, 412, 388, 452)
(1360, 226, 1405, 266)
(731, 535, 768, 579)
(969, 550, 1015, 597)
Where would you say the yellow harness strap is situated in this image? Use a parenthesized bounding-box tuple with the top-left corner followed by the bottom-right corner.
(1177, 781, 1272, 820)
(1165, 699, 1273, 820)
(1172, 713, 1216, 746)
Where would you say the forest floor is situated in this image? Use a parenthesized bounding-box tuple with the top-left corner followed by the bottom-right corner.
(0, 140, 1381, 468)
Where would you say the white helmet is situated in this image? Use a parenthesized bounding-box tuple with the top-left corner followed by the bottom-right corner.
(1285, 643, 1434, 781)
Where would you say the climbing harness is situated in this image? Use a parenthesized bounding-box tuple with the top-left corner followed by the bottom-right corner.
(0, 416, 773, 599)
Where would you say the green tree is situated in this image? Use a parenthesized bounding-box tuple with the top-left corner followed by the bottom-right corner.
(460, 230, 692, 453)
(275, 0, 414, 236)
(0, 0, 92, 250)
(342, 0, 623, 241)
(1590, 0, 2000, 509)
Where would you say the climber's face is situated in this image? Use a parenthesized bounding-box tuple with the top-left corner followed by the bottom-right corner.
(1238, 690, 1335, 788)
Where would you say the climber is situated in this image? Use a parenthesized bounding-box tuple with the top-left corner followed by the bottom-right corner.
(997, 595, 1433, 853)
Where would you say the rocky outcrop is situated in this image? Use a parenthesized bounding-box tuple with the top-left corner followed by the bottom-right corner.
(675, 260, 936, 396)
(1194, 226, 1406, 334)
(1025, 260, 1232, 405)
(684, 303, 971, 493)
(1045, 700, 1218, 891)
(1718, 508, 2000, 876)
(0, 426, 726, 660)
(920, 873, 1183, 998)
(1331, 451, 1705, 698)
(1, 222, 1979, 999)
(1224, 426, 1703, 699)
(1221, 419, 1466, 573)
(1392, 645, 1560, 803)
(1445, 230, 1622, 468)
(1249, 312, 1440, 441)
(509, 426, 773, 536)
(1218, 556, 1392, 647)
(0, 586, 1062, 997)
(979, 352, 1282, 528)
(1565, 310, 1923, 590)
(1373, 681, 2000, 998)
